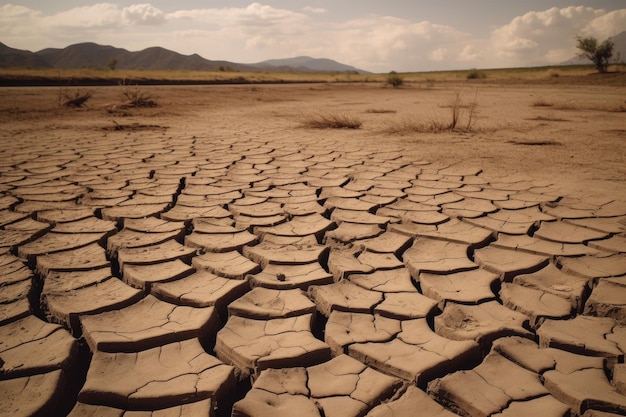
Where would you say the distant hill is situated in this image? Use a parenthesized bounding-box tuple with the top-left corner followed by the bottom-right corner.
(560, 31, 626, 66)
(255, 56, 369, 74)
(0, 42, 51, 68)
(0, 41, 368, 73)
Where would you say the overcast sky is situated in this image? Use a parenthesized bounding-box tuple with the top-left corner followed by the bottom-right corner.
(1, 1, 625, 72)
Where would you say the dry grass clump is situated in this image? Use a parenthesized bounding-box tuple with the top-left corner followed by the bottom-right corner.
(385, 89, 480, 134)
(365, 108, 397, 114)
(119, 80, 157, 108)
(531, 98, 626, 112)
(299, 112, 362, 129)
(531, 98, 553, 107)
(58, 87, 94, 107)
(526, 115, 570, 122)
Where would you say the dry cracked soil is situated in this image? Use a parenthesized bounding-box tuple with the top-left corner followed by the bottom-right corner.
(0, 81, 626, 417)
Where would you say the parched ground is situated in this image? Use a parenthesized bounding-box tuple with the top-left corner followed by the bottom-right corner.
(1, 81, 626, 417)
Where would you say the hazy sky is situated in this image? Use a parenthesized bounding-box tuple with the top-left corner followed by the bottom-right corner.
(1, 1, 625, 72)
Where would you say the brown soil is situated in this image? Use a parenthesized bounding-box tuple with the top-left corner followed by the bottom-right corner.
(2, 82, 624, 199)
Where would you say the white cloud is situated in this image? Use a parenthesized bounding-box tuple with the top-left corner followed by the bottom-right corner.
(1, 3, 625, 72)
(319, 16, 468, 71)
(581, 9, 626, 40)
(489, 6, 606, 66)
(47, 3, 123, 30)
(458, 45, 483, 62)
(122, 3, 165, 25)
(303, 6, 327, 14)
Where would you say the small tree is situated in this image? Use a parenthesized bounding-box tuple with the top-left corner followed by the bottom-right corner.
(107, 58, 118, 70)
(576, 36, 614, 73)
(386, 71, 404, 88)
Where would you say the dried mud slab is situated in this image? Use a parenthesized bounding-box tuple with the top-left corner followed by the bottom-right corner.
(248, 262, 333, 290)
(373, 292, 438, 320)
(232, 354, 402, 417)
(428, 350, 557, 417)
(404, 237, 477, 277)
(308, 280, 383, 317)
(500, 282, 573, 328)
(1, 370, 68, 417)
(493, 233, 599, 257)
(390, 218, 493, 247)
(193, 251, 261, 279)
(68, 399, 213, 417)
(117, 240, 195, 270)
(327, 248, 376, 280)
(186, 228, 258, 253)
(325, 311, 401, 355)
(80, 294, 219, 352)
(351, 318, 481, 387)
(152, 270, 250, 312)
(365, 385, 461, 417)
(227, 287, 316, 319)
(107, 229, 183, 254)
(537, 315, 625, 366)
(42, 277, 144, 333)
(255, 213, 333, 241)
(513, 263, 590, 312)
(474, 245, 549, 281)
(420, 269, 499, 307)
(492, 337, 626, 416)
(349, 268, 417, 293)
(244, 242, 327, 267)
(79, 338, 235, 410)
(435, 301, 533, 348)
(35, 243, 110, 277)
(0, 315, 77, 377)
(357, 231, 413, 255)
(558, 254, 626, 280)
(584, 278, 626, 324)
(0, 315, 78, 416)
(215, 314, 331, 377)
(325, 222, 384, 244)
(17, 231, 108, 261)
(122, 259, 194, 291)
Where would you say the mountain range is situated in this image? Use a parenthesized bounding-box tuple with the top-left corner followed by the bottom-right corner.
(0, 41, 368, 73)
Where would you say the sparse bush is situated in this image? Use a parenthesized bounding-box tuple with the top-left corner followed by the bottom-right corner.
(576, 35, 614, 73)
(386, 71, 404, 88)
(385, 89, 480, 133)
(546, 69, 561, 78)
(299, 112, 362, 129)
(466, 69, 486, 79)
(107, 58, 118, 70)
(58, 87, 94, 107)
(119, 79, 157, 107)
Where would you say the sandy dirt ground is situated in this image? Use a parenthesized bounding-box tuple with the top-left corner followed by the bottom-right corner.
(1, 82, 626, 416)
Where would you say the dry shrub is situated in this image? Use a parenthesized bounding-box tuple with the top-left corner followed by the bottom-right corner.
(58, 87, 94, 107)
(385, 89, 480, 134)
(299, 112, 362, 129)
(466, 69, 486, 79)
(545, 69, 561, 78)
(119, 80, 157, 108)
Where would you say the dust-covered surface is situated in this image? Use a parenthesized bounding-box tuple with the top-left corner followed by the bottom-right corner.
(1, 82, 625, 416)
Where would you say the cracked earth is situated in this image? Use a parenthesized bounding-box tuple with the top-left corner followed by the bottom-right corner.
(1, 82, 625, 416)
